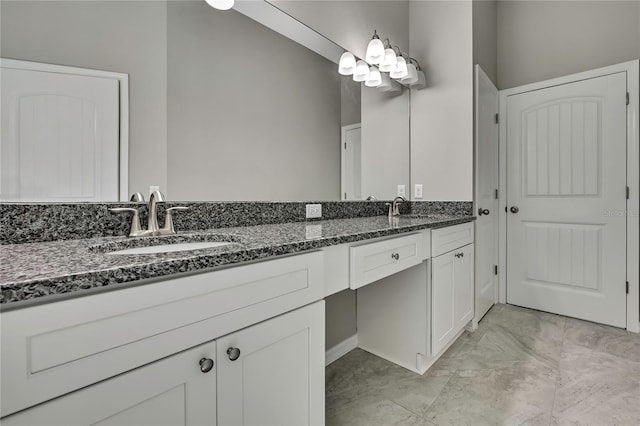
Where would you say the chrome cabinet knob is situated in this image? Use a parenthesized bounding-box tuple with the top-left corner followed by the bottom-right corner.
(478, 208, 490, 216)
(199, 358, 214, 373)
(510, 206, 519, 214)
(391, 253, 400, 261)
(227, 347, 241, 361)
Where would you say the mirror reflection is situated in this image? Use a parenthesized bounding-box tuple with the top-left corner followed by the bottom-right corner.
(0, 0, 410, 202)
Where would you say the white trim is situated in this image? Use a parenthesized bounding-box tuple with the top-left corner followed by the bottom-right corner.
(340, 123, 361, 201)
(498, 60, 640, 332)
(0, 58, 130, 201)
(325, 334, 358, 366)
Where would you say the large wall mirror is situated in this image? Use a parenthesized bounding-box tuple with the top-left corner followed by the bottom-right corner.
(0, 0, 410, 202)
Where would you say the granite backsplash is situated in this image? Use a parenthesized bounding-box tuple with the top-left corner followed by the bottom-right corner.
(0, 201, 473, 245)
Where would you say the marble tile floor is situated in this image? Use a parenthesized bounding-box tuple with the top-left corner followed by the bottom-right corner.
(325, 304, 640, 426)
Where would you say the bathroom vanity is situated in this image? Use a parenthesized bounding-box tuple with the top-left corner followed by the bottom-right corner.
(0, 212, 474, 425)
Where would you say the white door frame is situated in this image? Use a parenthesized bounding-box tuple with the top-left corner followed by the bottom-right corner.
(498, 60, 639, 332)
(340, 123, 361, 200)
(0, 58, 130, 201)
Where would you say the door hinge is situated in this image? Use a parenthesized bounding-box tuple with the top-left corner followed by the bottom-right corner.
(626, 281, 629, 294)
(495, 113, 499, 124)
(494, 265, 498, 276)
(344, 192, 347, 199)
(344, 142, 347, 149)
(495, 189, 499, 200)
(627, 92, 630, 106)
(627, 186, 630, 199)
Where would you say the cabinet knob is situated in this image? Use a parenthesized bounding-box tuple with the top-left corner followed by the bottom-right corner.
(199, 358, 214, 373)
(454, 252, 464, 258)
(391, 253, 400, 261)
(227, 347, 241, 361)
(510, 206, 519, 214)
(478, 208, 490, 216)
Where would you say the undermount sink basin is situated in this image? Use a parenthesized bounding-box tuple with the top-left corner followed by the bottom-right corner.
(108, 241, 233, 255)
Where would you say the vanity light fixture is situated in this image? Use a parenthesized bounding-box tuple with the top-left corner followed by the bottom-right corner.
(205, 0, 234, 10)
(379, 41, 398, 72)
(411, 67, 426, 89)
(389, 55, 408, 79)
(338, 51, 357, 75)
(401, 59, 419, 85)
(353, 60, 370, 82)
(365, 66, 382, 87)
(365, 30, 385, 64)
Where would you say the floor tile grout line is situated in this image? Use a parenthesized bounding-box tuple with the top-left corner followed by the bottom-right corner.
(390, 373, 455, 425)
(549, 317, 569, 421)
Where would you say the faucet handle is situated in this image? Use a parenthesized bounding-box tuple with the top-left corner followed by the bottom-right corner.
(109, 208, 144, 237)
(159, 206, 189, 235)
(385, 202, 393, 218)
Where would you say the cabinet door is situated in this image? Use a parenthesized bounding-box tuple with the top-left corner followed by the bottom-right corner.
(2, 342, 216, 426)
(454, 244, 474, 329)
(217, 301, 325, 426)
(431, 251, 457, 356)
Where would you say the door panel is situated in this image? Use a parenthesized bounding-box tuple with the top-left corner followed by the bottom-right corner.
(1, 67, 119, 201)
(474, 66, 499, 323)
(506, 72, 627, 328)
(216, 301, 324, 426)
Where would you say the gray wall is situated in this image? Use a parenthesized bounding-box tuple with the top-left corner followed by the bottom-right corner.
(497, 0, 640, 89)
(409, 0, 474, 201)
(167, 1, 341, 201)
(473, 0, 497, 85)
(271, 1, 410, 60)
(0, 0, 168, 198)
(325, 290, 357, 348)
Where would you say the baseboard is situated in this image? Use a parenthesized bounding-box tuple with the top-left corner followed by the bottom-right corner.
(325, 334, 358, 366)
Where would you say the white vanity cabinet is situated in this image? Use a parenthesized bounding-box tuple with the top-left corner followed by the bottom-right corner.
(357, 222, 475, 374)
(431, 242, 474, 356)
(2, 342, 218, 426)
(0, 252, 325, 425)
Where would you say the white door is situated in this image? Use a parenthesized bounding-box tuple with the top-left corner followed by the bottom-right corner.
(506, 72, 628, 328)
(1, 342, 217, 426)
(341, 123, 362, 200)
(474, 65, 499, 323)
(216, 301, 325, 426)
(1, 66, 120, 201)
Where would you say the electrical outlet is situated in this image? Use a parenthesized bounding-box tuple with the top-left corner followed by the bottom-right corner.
(305, 203, 322, 219)
(414, 184, 423, 199)
(305, 224, 322, 239)
(397, 185, 406, 197)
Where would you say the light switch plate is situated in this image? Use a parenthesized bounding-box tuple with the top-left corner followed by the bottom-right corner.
(305, 204, 322, 219)
(414, 184, 423, 199)
(397, 185, 406, 197)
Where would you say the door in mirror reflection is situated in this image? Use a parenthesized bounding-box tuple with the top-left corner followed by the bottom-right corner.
(1, 62, 121, 202)
(341, 123, 362, 200)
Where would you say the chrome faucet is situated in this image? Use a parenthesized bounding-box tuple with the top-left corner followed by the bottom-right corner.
(392, 196, 407, 216)
(110, 190, 189, 237)
(146, 190, 165, 234)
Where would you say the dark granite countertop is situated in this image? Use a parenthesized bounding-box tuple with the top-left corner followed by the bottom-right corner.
(0, 214, 474, 308)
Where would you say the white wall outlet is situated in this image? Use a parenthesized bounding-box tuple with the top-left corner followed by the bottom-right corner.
(305, 224, 323, 239)
(397, 185, 406, 197)
(414, 184, 423, 199)
(149, 185, 160, 197)
(305, 203, 322, 219)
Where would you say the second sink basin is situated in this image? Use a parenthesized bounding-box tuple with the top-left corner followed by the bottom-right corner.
(108, 241, 233, 255)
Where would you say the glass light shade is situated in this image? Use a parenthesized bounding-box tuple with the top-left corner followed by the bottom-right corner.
(365, 38, 385, 64)
(389, 56, 408, 79)
(379, 48, 398, 72)
(205, 0, 234, 10)
(353, 60, 370, 82)
(411, 70, 426, 89)
(377, 73, 392, 92)
(401, 63, 419, 85)
(338, 52, 357, 75)
(365, 67, 382, 87)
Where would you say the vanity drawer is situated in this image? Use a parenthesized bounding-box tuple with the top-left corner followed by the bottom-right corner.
(431, 222, 474, 257)
(350, 233, 426, 290)
(0, 251, 324, 417)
